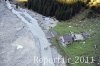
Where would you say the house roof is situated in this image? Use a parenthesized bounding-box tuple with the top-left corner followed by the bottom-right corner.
(63, 35, 74, 42)
(59, 32, 90, 44)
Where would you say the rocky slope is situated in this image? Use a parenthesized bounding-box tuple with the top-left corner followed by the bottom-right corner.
(0, 1, 66, 66)
(0, 2, 41, 66)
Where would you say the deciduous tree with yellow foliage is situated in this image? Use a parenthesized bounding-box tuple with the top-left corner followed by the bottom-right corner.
(57, 0, 100, 7)
(16, 0, 28, 2)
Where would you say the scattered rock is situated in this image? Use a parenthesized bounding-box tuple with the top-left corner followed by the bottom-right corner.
(83, 41, 86, 44)
(16, 45, 23, 49)
(69, 26, 72, 27)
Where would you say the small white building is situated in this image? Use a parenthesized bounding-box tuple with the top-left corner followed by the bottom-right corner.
(72, 34, 85, 41)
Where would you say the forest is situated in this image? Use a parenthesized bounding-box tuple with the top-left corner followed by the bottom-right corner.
(26, 0, 86, 20)
(26, 0, 100, 20)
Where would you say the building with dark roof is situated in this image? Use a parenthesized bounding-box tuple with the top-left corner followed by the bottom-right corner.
(59, 35, 74, 46)
(59, 32, 90, 46)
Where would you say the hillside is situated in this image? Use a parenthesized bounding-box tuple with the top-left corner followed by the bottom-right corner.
(53, 9, 100, 66)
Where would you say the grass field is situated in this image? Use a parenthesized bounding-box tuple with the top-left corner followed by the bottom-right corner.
(52, 10, 100, 66)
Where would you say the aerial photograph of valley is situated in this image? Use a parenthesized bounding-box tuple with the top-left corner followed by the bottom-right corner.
(0, 0, 100, 66)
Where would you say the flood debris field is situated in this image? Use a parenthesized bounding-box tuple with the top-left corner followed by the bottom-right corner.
(0, 1, 66, 66)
